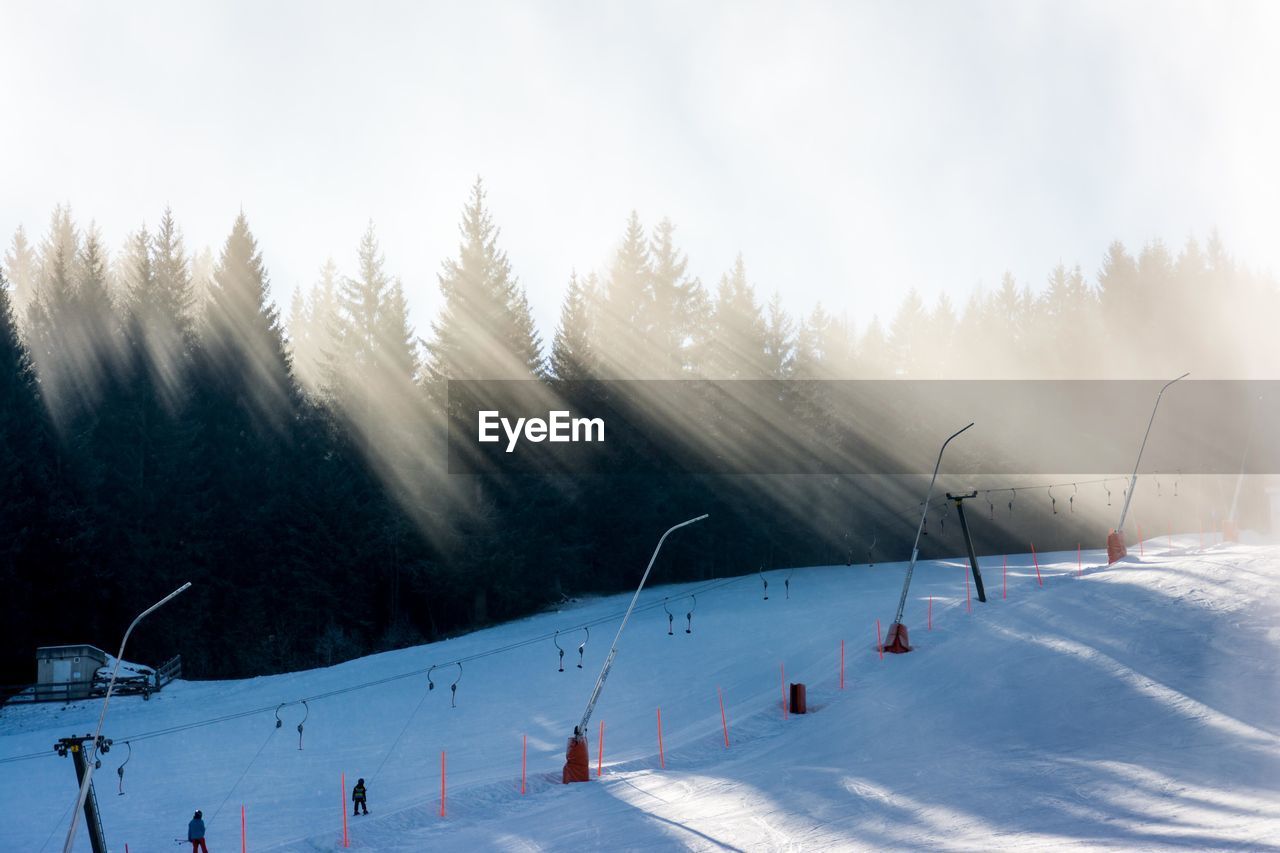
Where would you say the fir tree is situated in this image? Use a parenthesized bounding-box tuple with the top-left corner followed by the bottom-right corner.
(761, 291, 794, 379)
(550, 270, 598, 381)
(888, 288, 927, 377)
(427, 178, 543, 383)
(596, 211, 652, 377)
(647, 218, 695, 377)
(707, 254, 767, 379)
(3, 225, 39, 328)
(205, 212, 293, 428)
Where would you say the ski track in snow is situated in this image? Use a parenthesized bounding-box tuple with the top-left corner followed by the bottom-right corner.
(3, 537, 1279, 851)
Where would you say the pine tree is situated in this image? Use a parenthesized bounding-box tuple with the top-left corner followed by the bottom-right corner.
(858, 316, 890, 378)
(3, 225, 39, 329)
(122, 214, 196, 408)
(926, 293, 958, 377)
(24, 207, 82, 417)
(550, 270, 598, 381)
(707, 254, 767, 379)
(205, 212, 293, 428)
(647, 218, 695, 377)
(761, 291, 794, 379)
(427, 178, 543, 383)
(595, 212, 652, 377)
(888, 288, 927, 377)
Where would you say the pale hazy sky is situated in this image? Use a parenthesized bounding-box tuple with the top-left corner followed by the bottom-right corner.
(3, 1, 1278, 340)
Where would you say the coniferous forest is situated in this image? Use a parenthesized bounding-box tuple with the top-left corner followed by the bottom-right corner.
(2, 178, 1277, 688)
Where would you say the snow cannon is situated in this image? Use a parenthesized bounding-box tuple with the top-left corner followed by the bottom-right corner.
(882, 622, 912, 654)
(562, 731, 590, 784)
(1106, 530, 1127, 564)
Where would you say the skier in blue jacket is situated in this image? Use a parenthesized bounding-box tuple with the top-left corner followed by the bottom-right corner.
(188, 809, 209, 852)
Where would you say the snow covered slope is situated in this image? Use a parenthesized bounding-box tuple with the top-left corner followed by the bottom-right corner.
(3, 537, 1279, 851)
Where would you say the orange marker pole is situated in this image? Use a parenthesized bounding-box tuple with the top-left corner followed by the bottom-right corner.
(657, 707, 665, 769)
(1002, 555, 1007, 599)
(1031, 542, 1042, 586)
(341, 772, 349, 848)
(521, 734, 527, 795)
(965, 571, 971, 613)
(718, 687, 730, 747)
(876, 619, 883, 660)
(781, 663, 788, 719)
(597, 720, 605, 777)
(840, 639, 845, 688)
(440, 751, 447, 818)
(1077, 543, 1082, 577)
(1138, 524, 1144, 556)
(241, 804, 246, 853)
(928, 596, 933, 629)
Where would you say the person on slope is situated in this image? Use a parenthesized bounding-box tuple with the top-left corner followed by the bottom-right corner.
(352, 778, 369, 815)
(188, 809, 209, 852)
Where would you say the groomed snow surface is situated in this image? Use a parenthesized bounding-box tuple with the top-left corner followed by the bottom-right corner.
(3, 537, 1279, 851)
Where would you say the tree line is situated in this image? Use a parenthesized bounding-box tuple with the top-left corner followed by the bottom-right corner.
(2, 177, 1275, 686)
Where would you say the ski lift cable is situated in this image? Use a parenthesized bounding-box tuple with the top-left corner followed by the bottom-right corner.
(208, 719, 279, 826)
(368, 679, 432, 784)
(3, 472, 1125, 766)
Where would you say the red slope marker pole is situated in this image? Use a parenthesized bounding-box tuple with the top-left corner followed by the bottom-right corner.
(718, 687, 730, 747)
(1002, 555, 1007, 599)
(341, 771, 349, 848)
(1137, 523, 1144, 556)
(876, 619, 883, 660)
(440, 751, 447, 818)
(241, 804, 246, 853)
(781, 663, 788, 719)
(657, 707, 665, 769)
(840, 639, 845, 688)
(965, 571, 971, 613)
(928, 595, 933, 629)
(1031, 542, 1042, 586)
(597, 720, 605, 777)
(1077, 543, 1082, 577)
(521, 734, 527, 795)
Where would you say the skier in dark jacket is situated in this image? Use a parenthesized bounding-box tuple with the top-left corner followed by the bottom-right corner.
(352, 778, 368, 815)
(188, 809, 209, 852)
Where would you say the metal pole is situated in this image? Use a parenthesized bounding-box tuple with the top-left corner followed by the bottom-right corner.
(63, 582, 191, 853)
(1116, 374, 1188, 534)
(577, 515, 707, 735)
(949, 492, 987, 603)
(892, 423, 973, 626)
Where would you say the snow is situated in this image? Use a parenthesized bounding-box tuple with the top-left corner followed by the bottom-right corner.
(3, 536, 1279, 851)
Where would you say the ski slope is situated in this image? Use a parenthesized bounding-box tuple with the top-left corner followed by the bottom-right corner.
(3, 537, 1279, 851)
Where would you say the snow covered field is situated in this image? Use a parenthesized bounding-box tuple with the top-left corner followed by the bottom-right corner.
(3, 537, 1278, 851)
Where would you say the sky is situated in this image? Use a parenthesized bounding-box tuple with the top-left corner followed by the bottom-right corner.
(2, 0, 1278, 341)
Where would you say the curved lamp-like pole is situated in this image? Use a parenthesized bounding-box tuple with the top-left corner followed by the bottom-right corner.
(577, 515, 707, 735)
(63, 582, 192, 853)
(1116, 373, 1188, 534)
(891, 422, 973, 627)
